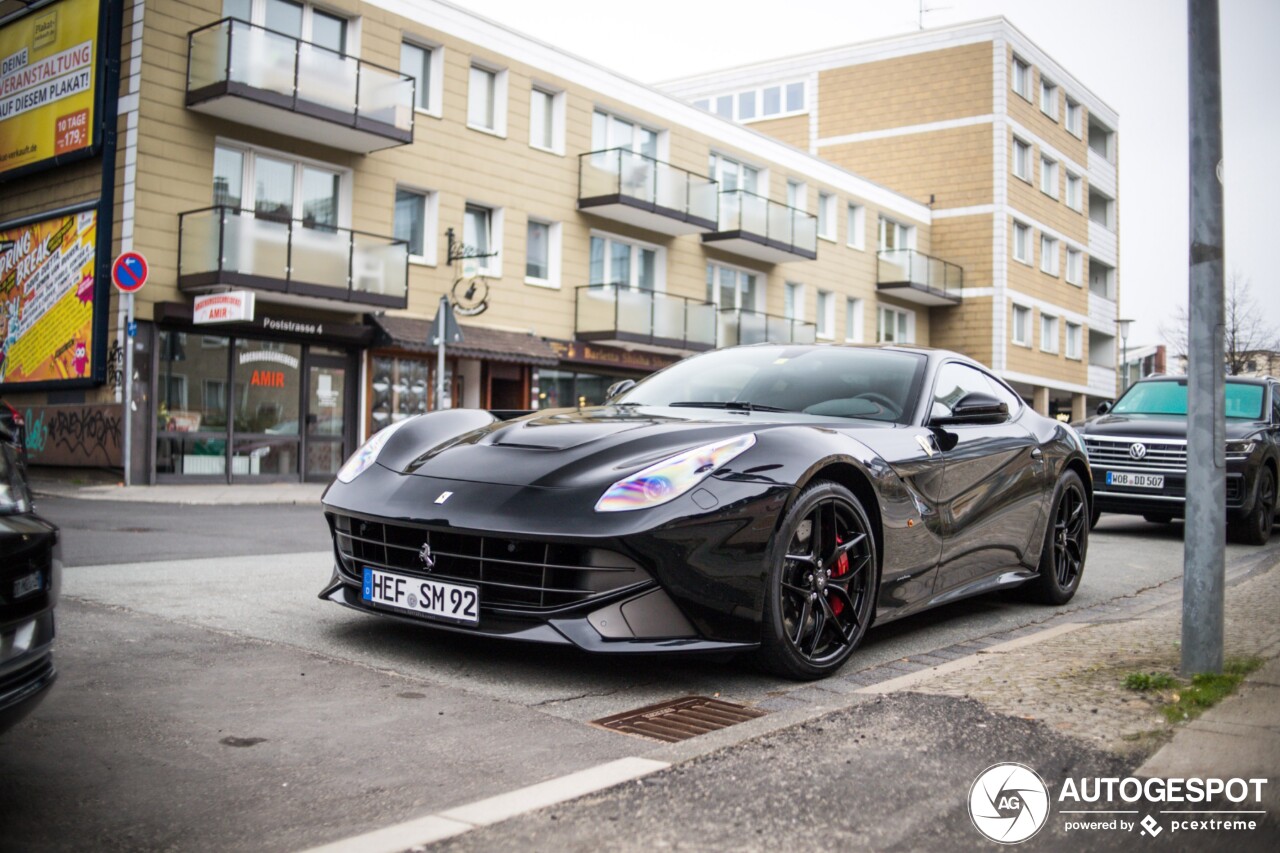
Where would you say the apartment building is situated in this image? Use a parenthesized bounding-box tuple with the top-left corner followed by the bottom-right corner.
(661, 18, 1121, 420)
(1, 0, 950, 483)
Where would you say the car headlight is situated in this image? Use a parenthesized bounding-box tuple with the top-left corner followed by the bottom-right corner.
(336, 418, 413, 483)
(1225, 439, 1256, 458)
(595, 434, 756, 512)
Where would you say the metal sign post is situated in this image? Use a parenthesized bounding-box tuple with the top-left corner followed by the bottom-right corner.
(112, 252, 148, 487)
(1184, 0, 1226, 676)
(429, 295, 463, 410)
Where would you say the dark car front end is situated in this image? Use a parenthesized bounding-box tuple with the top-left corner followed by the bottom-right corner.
(1078, 376, 1279, 533)
(0, 434, 61, 735)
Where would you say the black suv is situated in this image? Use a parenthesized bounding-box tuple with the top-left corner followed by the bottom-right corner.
(1074, 375, 1280, 544)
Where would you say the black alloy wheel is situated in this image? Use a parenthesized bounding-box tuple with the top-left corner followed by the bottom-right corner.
(1027, 470, 1088, 605)
(759, 482, 877, 680)
(1234, 467, 1276, 546)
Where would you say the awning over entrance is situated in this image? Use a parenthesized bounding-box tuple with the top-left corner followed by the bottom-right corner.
(368, 315, 560, 367)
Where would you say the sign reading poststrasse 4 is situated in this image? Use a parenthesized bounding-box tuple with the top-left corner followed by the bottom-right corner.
(0, 0, 100, 178)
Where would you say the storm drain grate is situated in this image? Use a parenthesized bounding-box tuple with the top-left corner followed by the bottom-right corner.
(591, 696, 768, 743)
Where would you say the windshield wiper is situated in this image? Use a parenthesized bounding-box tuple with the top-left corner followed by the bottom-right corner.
(667, 401, 793, 413)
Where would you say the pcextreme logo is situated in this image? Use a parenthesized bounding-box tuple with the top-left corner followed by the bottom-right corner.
(968, 764, 1271, 844)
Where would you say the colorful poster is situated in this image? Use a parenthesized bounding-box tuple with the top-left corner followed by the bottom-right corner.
(0, 207, 97, 385)
(0, 0, 99, 177)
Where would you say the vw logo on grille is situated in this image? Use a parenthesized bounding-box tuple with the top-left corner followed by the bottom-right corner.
(418, 543, 436, 571)
(1129, 442, 1148, 460)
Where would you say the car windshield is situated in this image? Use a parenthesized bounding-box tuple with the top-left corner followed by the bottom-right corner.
(617, 346, 927, 423)
(1111, 380, 1264, 420)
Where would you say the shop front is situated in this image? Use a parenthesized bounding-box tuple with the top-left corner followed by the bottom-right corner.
(151, 303, 371, 483)
(541, 340, 680, 408)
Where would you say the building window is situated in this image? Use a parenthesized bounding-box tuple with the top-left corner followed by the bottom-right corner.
(529, 86, 564, 153)
(845, 297, 864, 342)
(1012, 220, 1031, 263)
(847, 203, 865, 250)
(1041, 313, 1059, 353)
(1065, 97, 1082, 136)
(816, 290, 835, 339)
(228, 0, 349, 51)
(787, 179, 806, 212)
(1040, 77, 1059, 119)
(1065, 322, 1083, 359)
(707, 263, 761, 311)
(878, 305, 915, 344)
(593, 109, 659, 157)
(1066, 248, 1083, 285)
(394, 187, 437, 264)
(1012, 55, 1032, 100)
(817, 192, 836, 241)
(591, 233, 661, 291)
(708, 152, 760, 194)
(400, 40, 442, 114)
(878, 215, 914, 251)
(1040, 235, 1060, 275)
(1012, 304, 1031, 346)
(1040, 156, 1059, 197)
(737, 90, 756, 120)
(1065, 173, 1082, 211)
(783, 282, 803, 320)
(525, 219, 560, 288)
(213, 143, 346, 227)
(467, 63, 507, 135)
(1012, 137, 1032, 181)
(463, 203, 502, 276)
(692, 80, 807, 121)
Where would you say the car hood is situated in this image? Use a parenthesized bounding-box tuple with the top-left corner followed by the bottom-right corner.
(386, 406, 839, 489)
(1077, 413, 1264, 440)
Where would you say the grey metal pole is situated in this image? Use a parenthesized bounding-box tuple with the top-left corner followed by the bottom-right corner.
(1184, 0, 1226, 676)
(123, 292, 134, 487)
(435, 296, 447, 411)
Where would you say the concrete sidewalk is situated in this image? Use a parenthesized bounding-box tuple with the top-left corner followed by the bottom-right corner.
(29, 472, 326, 505)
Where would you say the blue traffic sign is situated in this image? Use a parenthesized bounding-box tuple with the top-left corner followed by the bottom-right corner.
(112, 251, 149, 293)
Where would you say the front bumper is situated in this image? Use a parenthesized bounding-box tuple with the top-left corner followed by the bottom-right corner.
(320, 461, 791, 649)
(1089, 459, 1260, 518)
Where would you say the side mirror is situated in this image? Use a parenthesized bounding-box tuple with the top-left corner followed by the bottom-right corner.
(1096, 401, 1112, 416)
(930, 392, 1009, 427)
(605, 379, 637, 402)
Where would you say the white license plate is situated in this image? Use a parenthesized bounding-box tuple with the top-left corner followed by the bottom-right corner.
(13, 570, 42, 599)
(362, 567, 479, 625)
(1106, 471, 1165, 489)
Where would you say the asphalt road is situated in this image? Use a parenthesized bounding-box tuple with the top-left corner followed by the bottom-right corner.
(1, 503, 1275, 851)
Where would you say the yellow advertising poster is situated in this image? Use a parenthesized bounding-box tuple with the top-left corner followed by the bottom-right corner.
(0, 0, 99, 176)
(0, 208, 98, 385)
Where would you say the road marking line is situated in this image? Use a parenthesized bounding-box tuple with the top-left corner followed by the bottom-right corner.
(855, 622, 1088, 695)
(296, 757, 670, 853)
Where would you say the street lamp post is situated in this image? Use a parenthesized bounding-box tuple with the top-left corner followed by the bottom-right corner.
(1117, 318, 1135, 393)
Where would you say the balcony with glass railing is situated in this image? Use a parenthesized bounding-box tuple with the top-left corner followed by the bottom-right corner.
(578, 150, 719, 236)
(178, 206, 408, 309)
(716, 308, 817, 347)
(876, 249, 963, 306)
(702, 190, 818, 263)
(186, 18, 414, 152)
(575, 285, 717, 354)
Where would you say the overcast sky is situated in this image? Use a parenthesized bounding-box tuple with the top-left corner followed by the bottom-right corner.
(459, 0, 1277, 350)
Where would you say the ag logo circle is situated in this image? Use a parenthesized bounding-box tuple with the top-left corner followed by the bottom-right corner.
(968, 762, 1050, 844)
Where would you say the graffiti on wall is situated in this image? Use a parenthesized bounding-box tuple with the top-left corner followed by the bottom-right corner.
(23, 403, 122, 466)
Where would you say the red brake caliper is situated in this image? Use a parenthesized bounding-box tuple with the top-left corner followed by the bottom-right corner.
(830, 534, 848, 615)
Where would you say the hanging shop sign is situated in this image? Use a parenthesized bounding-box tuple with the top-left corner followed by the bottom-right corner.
(0, 0, 102, 179)
(548, 340, 678, 373)
(0, 205, 100, 388)
(194, 290, 256, 324)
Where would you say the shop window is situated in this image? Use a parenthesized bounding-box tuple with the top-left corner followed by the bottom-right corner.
(370, 355, 430, 431)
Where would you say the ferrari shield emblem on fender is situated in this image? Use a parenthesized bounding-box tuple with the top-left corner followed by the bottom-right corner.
(435, 491, 453, 504)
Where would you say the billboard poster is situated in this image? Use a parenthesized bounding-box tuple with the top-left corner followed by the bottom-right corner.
(0, 206, 98, 386)
(0, 0, 100, 178)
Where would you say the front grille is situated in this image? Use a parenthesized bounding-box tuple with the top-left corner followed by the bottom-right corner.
(328, 513, 650, 613)
(1083, 436, 1188, 472)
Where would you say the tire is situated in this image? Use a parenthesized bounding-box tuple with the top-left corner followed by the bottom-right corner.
(1231, 467, 1275, 546)
(757, 482, 877, 680)
(1027, 470, 1088, 605)
(1089, 504, 1101, 529)
(1143, 513, 1174, 525)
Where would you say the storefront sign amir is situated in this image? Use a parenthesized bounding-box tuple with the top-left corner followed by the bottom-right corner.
(194, 290, 255, 324)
